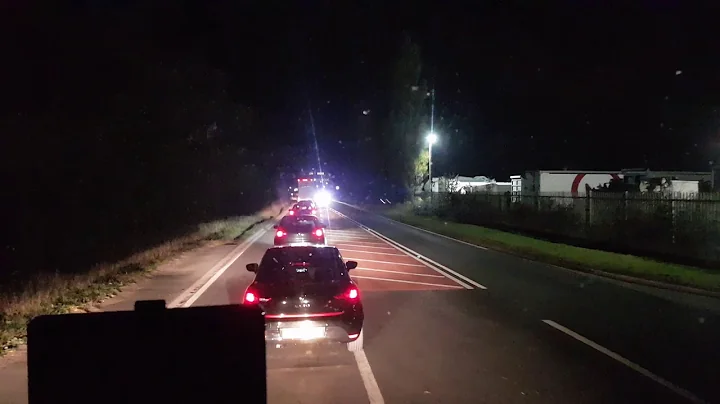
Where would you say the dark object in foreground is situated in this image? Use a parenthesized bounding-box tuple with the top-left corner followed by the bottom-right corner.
(27, 300, 266, 404)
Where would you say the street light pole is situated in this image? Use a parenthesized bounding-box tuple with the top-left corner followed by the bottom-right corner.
(428, 88, 436, 200)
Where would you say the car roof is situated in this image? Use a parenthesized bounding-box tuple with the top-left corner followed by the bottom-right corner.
(267, 244, 337, 251)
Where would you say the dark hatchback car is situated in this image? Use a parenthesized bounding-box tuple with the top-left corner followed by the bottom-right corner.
(288, 200, 317, 216)
(274, 215, 326, 245)
(243, 245, 364, 351)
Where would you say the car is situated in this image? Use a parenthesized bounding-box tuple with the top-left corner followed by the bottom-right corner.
(288, 200, 317, 216)
(243, 245, 364, 351)
(273, 215, 326, 245)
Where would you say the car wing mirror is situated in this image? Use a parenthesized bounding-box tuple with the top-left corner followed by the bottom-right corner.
(345, 261, 358, 270)
(246, 263, 259, 272)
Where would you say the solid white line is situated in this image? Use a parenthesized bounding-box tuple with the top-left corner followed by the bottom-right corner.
(336, 201, 489, 250)
(338, 248, 407, 257)
(332, 209, 484, 290)
(354, 349, 385, 404)
(342, 257, 426, 267)
(167, 226, 269, 308)
(542, 320, 707, 404)
(355, 267, 447, 278)
(327, 242, 396, 250)
(351, 275, 465, 288)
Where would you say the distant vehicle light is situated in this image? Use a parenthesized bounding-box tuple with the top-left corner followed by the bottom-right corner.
(314, 228, 323, 237)
(314, 190, 332, 207)
(276, 230, 286, 237)
(289, 210, 295, 215)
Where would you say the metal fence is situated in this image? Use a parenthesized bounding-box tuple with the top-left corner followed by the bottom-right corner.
(412, 191, 720, 266)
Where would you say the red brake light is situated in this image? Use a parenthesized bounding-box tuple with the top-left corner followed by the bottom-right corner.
(276, 229, 286, 237)
(335, 286, 360, 302)
(314, 228, 323, 237)
(289, 210, 295, 215)
(311, 209, 316, 215)
(244, 291, 257, 304)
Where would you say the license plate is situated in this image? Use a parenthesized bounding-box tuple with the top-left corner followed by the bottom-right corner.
(280, 327, 325, 340)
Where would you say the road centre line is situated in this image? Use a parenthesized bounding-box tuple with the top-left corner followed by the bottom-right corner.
(338, 248, 407, 257)
(352, 275, 465, 289)
(342, 257, 427, 267)
(354, 267, 447, 278)
(332, 209, 485, 290)
(542, 320, 707, 404)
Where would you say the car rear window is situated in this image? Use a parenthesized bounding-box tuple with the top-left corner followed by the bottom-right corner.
(257, 247, 345, 283)
(296, 201, 313, 208)
(279, 216, 319, 232)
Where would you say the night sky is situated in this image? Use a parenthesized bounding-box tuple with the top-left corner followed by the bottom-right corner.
(201, 2, 720, 180)
(4, 2, 720, 181)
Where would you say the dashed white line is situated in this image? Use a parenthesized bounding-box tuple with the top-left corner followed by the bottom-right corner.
(354, 267, 447, 278)
(542, 320, 707, 404)
(352, 275, 465, 288)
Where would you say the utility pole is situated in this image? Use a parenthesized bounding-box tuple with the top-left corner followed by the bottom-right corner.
(428, 88, 436, 200)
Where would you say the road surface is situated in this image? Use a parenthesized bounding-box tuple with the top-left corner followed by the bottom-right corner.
(1, 202, 718, 403)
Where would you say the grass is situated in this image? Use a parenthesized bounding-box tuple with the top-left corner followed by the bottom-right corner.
(0, 202, 285, 355)
(381, 203, 720, 293)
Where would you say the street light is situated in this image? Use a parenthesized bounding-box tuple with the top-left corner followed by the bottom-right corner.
(427, 132, 437, 196)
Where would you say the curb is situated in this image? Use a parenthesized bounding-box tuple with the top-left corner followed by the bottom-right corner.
(339, 202, 720, 300)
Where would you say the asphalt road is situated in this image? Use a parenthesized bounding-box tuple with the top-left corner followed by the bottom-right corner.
(2, 202, 717, 403)
(190, 203, 718, 403)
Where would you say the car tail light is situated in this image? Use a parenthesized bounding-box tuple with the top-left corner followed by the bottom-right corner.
(314, 228, 324, 237)
(276, 229, 286, 237)
(289, 210, 295, 215)
(335, 286, 360, 302)
(243, 286, 260, 304)
(244, 291, 257, 303)
(311, 209, 316, 215)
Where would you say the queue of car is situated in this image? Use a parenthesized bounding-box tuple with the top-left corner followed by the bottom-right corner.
(241, 200, 365, 351)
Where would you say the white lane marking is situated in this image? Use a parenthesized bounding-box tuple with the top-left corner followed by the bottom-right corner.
(336, 201, 489, 250)
(328, 234, 378, 241)
(339, 248, 407, 257)
(342, 257, 426, 267)
(351, 275, 465, 289)
(542, 320, 707, 404)
(354, 267, 447, 278)
(327, 242, 397, 250)
(354, 349, 385, 404)
(168, 225, 270, 308)
(332, 209, 484, 290)
(328, 239, 390, 247)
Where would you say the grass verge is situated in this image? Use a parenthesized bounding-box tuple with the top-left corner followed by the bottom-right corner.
(0, 202, 285, 355)
(382, 203, 720, 293)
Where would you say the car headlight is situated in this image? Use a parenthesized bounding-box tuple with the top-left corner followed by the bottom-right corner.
(314, 190, 332, 206)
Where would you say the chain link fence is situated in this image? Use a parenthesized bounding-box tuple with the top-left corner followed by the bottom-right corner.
(411, 191, 720, 267)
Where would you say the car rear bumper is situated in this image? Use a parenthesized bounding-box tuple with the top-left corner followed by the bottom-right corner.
(274, 236, 326, 245)
(264, 318, 361, 344)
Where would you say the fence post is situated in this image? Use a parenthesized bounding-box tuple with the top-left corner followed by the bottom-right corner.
(585, 190, 591, 231)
